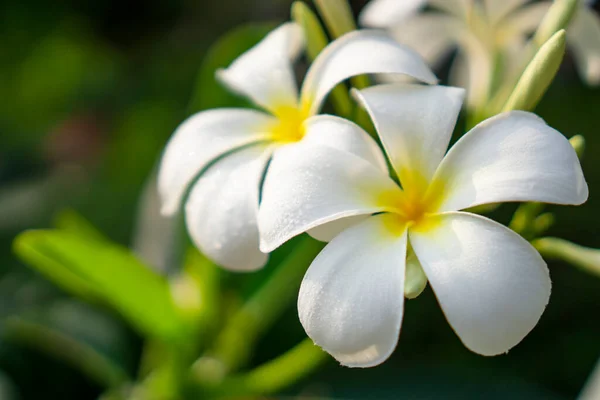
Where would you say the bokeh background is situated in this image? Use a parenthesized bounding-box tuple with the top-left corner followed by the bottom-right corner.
(0, 0, 599, 399)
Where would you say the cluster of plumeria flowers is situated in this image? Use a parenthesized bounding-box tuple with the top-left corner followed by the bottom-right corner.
(158, 1, 590, 368)
(362, 0, 600, 108)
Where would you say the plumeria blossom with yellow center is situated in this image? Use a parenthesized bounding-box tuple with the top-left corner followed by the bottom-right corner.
(157, 22, 436, 271)
(258, 83, 588, 367)
(360, 0, 600, 107)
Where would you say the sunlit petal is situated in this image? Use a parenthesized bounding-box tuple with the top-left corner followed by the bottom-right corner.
(354, 83, 464, 185)
(259, 144, 401, 252)
(302, 115, 388, 173)
(300, 30, 437, 115)
(433, 111, 588, 212)
(300, 115, 389, 242)
(359, 0, 428, 27)
(158, 109, 273, 215)
(299, 214, 407, 367)
(185, 145, 272, 271)
(410, 212, 551, 355)
(217, 23, 304, 112)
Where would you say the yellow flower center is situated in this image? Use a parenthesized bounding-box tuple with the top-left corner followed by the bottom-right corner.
(379, 170, 446, 235)
(269, 103, 312, 144)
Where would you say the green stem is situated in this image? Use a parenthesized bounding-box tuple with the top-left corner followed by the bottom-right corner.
(509, 202, 544, 239)
(3, 316, 128, 389)
(532, 237, 600, 278)
(195, 237, 325, 377)
(313, 0, 355, 39)
(292, 1, 353, 117)
(191, 339, 328, 398)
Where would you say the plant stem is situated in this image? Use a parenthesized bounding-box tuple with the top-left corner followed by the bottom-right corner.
(532, 237, 600, 278)
(190, 338, 328, 398)
(194, 237, 325, 378)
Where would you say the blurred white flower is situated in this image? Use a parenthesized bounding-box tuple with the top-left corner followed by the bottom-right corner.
(157, 23, 436, 271)
(360, 0, 600, 107)
(258, 83, 588, 367)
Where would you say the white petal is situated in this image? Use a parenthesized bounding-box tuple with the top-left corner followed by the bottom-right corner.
(300, 115, 389, 243)
(569, 7, 600, 85)
(185, 145, 272, 271)
(433, 111, 588, 212)
(307, 215, 370, 242)
(133, 170, 180, 274)
(409, 211, 551, 355)
(302, 115, 388, 173)
(300, 30, 437, 115)
(359, 0, 428, 27)
(298, 214, 407, 367)
(388, 13, 464, 66)
(217, 23, 304, 112)
(353, 83, 465, 184)
(483, 0, 529, 25)
(460, 34, 495, 108)
(158, 109, 273, 215)
(258, 144, 401, 252)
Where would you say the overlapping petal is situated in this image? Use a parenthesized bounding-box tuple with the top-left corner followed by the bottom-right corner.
(185, 145, 272, 271)
(433, 111, 588, 212)
(299, 115, 388, 242)
(409, 212, 551, 355)
(300, 30, 437, 115)
(298, 214, 407, 367)
(359, 0, 428, 27)
(258, 144, 401, 252)
(354, 83, 464, 185)
(158, 109, 273, 215)
(301, 115, 388, 173)
(569, 7, 600, 85)
(389, 14, 465, 66)
(217, 23, 304, 112)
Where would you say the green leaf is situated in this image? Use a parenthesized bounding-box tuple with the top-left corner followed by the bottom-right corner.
(54, 208, 109, 243)
(3, 300, 133, 389)
(13, 230, 189, 343)
(187, 22, 276, 113)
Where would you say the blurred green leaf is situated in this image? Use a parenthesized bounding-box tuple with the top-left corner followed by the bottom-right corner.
(187, 22, 275, 113)
(13, 230, 189, 343)
(54, 208, 108, 243)
(3, 301, 133, 389)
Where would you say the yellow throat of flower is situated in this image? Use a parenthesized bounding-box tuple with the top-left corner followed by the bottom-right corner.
(269, 102, 312, 144)
(379, 170, 446, 235)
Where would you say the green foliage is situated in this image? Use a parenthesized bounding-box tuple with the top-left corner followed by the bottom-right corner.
(13, 229, 189, 344)
(3, 301, 133, 388)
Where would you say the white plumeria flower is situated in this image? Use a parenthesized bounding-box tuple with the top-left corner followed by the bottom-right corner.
(157, 23, 436, 271)
(258, 83, 588, 367)
(360, 0, 600, 107)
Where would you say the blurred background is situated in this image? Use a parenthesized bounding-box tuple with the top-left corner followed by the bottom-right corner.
(0, 0, 598, 398)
